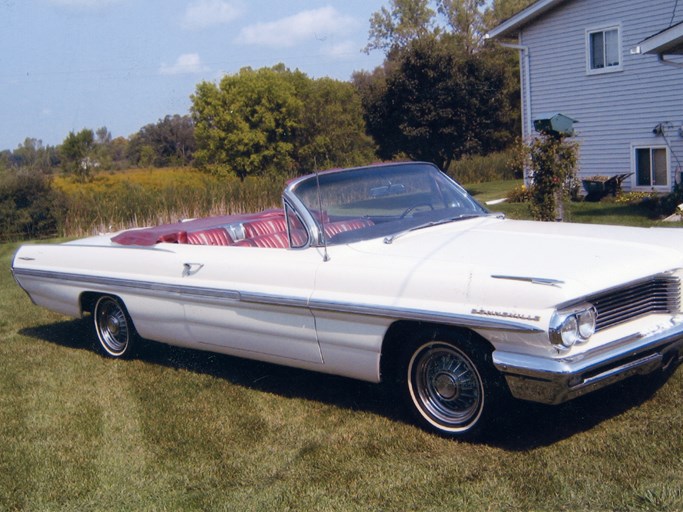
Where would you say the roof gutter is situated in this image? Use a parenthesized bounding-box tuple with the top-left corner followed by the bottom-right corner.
(658, 53, 683, 68)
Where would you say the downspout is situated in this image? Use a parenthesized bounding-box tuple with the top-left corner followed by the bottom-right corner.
(498, 35, 532, 141)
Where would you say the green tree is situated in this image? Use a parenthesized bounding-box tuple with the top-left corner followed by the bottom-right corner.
(192, 66, 303, 180)
(59, 129, 96, 181)
(109, 136, 130, 169)
(297, 78, 376, 171)
(360, 36, 513, 170)
(366, 0, 524, 56)
(192, 65, 376, 180)
(12, 138, 58, 172)
(365, 0, 436, 54)
(128, 115, 196, 167)
(485, 0, 535, 28)
(439, 0, 486, 54)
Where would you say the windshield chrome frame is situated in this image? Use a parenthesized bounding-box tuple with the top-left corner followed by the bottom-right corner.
(283, 162, 488, 248)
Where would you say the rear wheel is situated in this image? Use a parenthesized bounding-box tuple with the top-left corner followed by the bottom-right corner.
(400, 333, 503, 439)
(93, 295, 137, 358)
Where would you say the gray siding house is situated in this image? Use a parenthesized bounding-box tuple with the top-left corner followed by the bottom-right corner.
(488, 0, 683, 192)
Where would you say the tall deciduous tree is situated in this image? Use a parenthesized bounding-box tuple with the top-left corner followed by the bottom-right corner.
(192, 65, 303, 180)
(192, 65, 375, 180)
(297, 78, 376, 171)
(439, 0, 486, 54)
(12, 138, 57, 172)
(129, 115, 196, 167)
(485, 0, 535, 27)
(365, 0, 436, 54)
(359, 36, 513, 170)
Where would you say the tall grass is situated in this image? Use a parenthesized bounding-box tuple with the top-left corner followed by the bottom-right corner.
(447, 149, 520, 184)
(54, 168, 284, 237)
(52, 154, 520, 238)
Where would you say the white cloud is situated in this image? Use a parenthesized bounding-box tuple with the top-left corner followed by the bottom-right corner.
(47, 0, 121, 7)
(237, 7, 358, 48)
(159, 53, 208, 75)
(322, 41, 360, 60)
(182, 0, 243, 30)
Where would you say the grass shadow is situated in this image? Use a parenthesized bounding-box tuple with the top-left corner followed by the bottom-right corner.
(486, 371, 673, 450)
(20, 318, 678, 449)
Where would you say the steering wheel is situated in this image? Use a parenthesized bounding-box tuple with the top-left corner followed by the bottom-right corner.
(400, 202, 434, 219)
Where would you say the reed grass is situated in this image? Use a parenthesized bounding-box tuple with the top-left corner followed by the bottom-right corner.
(54, 168, 284, 237)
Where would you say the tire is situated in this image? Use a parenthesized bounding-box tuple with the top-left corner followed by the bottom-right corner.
(400, 333, 502, 439)
(93, 295, 137, 358)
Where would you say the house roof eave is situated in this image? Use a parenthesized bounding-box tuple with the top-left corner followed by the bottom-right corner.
(634, 21, 683, 55)
(486, 0, 570, 40)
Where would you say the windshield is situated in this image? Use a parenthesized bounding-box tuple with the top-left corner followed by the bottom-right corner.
(289, 162, 488, 245)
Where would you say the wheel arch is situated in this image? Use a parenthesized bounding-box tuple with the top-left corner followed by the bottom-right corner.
(79, 291, 102, 316)
(379, 320, 496, 383)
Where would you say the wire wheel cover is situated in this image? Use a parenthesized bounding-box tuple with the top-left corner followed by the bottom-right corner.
(410, 343, 483, 429)
(95, 298, 130, 355)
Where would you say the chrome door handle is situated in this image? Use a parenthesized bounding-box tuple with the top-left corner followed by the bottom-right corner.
(182, 262, 204, 277)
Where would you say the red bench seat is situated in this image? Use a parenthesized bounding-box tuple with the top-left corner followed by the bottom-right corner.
(186, 227, 234, 246)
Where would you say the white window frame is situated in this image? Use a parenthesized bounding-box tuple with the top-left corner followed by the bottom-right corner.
(631, 143, 670, 191)
(585, 24, 623, 75)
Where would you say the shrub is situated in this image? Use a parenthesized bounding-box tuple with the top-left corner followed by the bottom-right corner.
(0, 169, 66, 241)
(507, 184, 532, 203)
(523, 134, 579, 221)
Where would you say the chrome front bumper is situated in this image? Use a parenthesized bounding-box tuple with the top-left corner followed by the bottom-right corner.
(493, 322, 683, 405)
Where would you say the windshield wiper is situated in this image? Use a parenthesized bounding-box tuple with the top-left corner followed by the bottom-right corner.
(383, 213, 490, 244)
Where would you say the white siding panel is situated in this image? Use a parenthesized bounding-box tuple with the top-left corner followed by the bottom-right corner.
(518, 0, 683, 190)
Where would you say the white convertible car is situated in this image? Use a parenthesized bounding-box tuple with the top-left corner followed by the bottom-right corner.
(11, 162, 683, 438)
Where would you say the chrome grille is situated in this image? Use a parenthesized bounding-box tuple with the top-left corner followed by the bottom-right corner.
(591, 275, 681, 332)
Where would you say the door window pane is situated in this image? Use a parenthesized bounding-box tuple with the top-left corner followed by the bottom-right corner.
(653, 148, 668, 186)
(636, 148, 651, 186)
(636, 147, 668, 188)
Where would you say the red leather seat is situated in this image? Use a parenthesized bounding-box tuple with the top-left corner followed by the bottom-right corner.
(242, 217, 287, 238)
(235, 230, 308, 248)
(323, 218, 374, 237)
(186, 228, 234, 246)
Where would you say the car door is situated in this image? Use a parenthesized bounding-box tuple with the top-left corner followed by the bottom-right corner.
(174, 242, 325, 364)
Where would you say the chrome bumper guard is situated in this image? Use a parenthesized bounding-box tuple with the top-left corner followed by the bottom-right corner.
(493, 322, 683, 405)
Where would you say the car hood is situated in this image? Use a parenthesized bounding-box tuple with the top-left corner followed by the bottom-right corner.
(348, 217, 683, 307)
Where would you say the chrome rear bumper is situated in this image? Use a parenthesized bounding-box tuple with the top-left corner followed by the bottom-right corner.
(493, 322, 683, 405)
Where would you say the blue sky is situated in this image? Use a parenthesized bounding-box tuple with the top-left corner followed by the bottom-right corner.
(0, 0, 385, 150)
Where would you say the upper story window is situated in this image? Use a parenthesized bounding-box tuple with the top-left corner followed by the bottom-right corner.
(586, 25, 622, 74)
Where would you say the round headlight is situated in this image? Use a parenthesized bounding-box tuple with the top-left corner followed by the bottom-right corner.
(577, 307, 597, 340)
(560, 315, 579, 348)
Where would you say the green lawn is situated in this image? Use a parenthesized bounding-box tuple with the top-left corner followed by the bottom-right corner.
(465, 179, 676, 228)
(2, 196, 683, 510)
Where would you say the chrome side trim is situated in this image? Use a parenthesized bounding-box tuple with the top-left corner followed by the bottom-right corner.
(306, 300, 543, 333)
(12, 268, 241, 302)
(12, 267, 543, 333)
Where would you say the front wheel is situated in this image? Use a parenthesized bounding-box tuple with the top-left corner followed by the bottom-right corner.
(401, 336, 501, 439)
(93, 295, 137, 358)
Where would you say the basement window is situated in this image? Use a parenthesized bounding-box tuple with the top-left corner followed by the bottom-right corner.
(633, 146, 669, 190)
